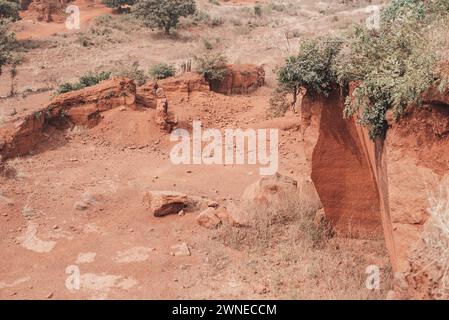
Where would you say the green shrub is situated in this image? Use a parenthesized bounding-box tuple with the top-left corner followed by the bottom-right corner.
(194, 52, 228, 82)
(149, 63, 175, 80)
(0, 0, 20, 21)
(113, 61, 148, 85)
(56, 71, 111, 95)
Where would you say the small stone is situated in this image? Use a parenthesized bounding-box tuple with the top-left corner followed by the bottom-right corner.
(52, 225, 59, 230)
(196, 208, 221, 229)
(170, 242, 191, 257)
(74, 201, 88, 210)
(207, 200, 219, 208)
(46, 292, 53, 299)
(178, 210, 185, 216)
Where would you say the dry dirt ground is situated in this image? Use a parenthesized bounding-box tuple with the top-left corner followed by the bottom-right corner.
(1, 0, 391, 299)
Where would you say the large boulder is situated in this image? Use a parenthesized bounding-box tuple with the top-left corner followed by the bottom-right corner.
(241, 172, 297, 206)
(209, 64, 265, 95)
(196, 207, 222, 229)
(226, 173, 299, 227)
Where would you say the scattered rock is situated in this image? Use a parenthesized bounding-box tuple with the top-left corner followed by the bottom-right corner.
(170, 242, 191, 257)
(207, 200, 219, 208)
(74, 201, 88, 211)
(76, 252, 97, 264)
(196, 208, 221, 229)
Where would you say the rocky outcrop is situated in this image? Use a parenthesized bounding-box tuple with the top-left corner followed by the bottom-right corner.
(210, 64, 265, 95)
(137, 73, 208, 106)
(48, 77, 136, 126)
(158, 72, 209, 99)
(300, 85, 449, 289)
(301, 89, 385, 240)
(0, 77, 136, 160)
(0, 111, 47, 161)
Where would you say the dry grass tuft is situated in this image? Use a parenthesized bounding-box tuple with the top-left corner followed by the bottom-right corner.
(408, 185, 449, 299)
(218, 191, 332, 250)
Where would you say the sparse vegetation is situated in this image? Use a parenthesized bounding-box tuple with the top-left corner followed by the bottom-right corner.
(113, 61, 148, 85)
(254, 5, 262, 17)
(8, 54, 20, 96)
(219, 192, 331, 250)
(0, 0, 20, 21)
(133, 0, 197, 35)
(101, 0, 136, 13)
(194, 52, 228, 83)
(149, 62, 175, 80)
(0, 18, 17, 76)
(410, 185, 449, 299)
(267, 88, 290, 118)
(56, 71, 111, 95)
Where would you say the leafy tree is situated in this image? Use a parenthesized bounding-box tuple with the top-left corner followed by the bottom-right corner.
(0, 0, 20, 21)
(101, 0, 136, 13)
(132, 0, 197, 35)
